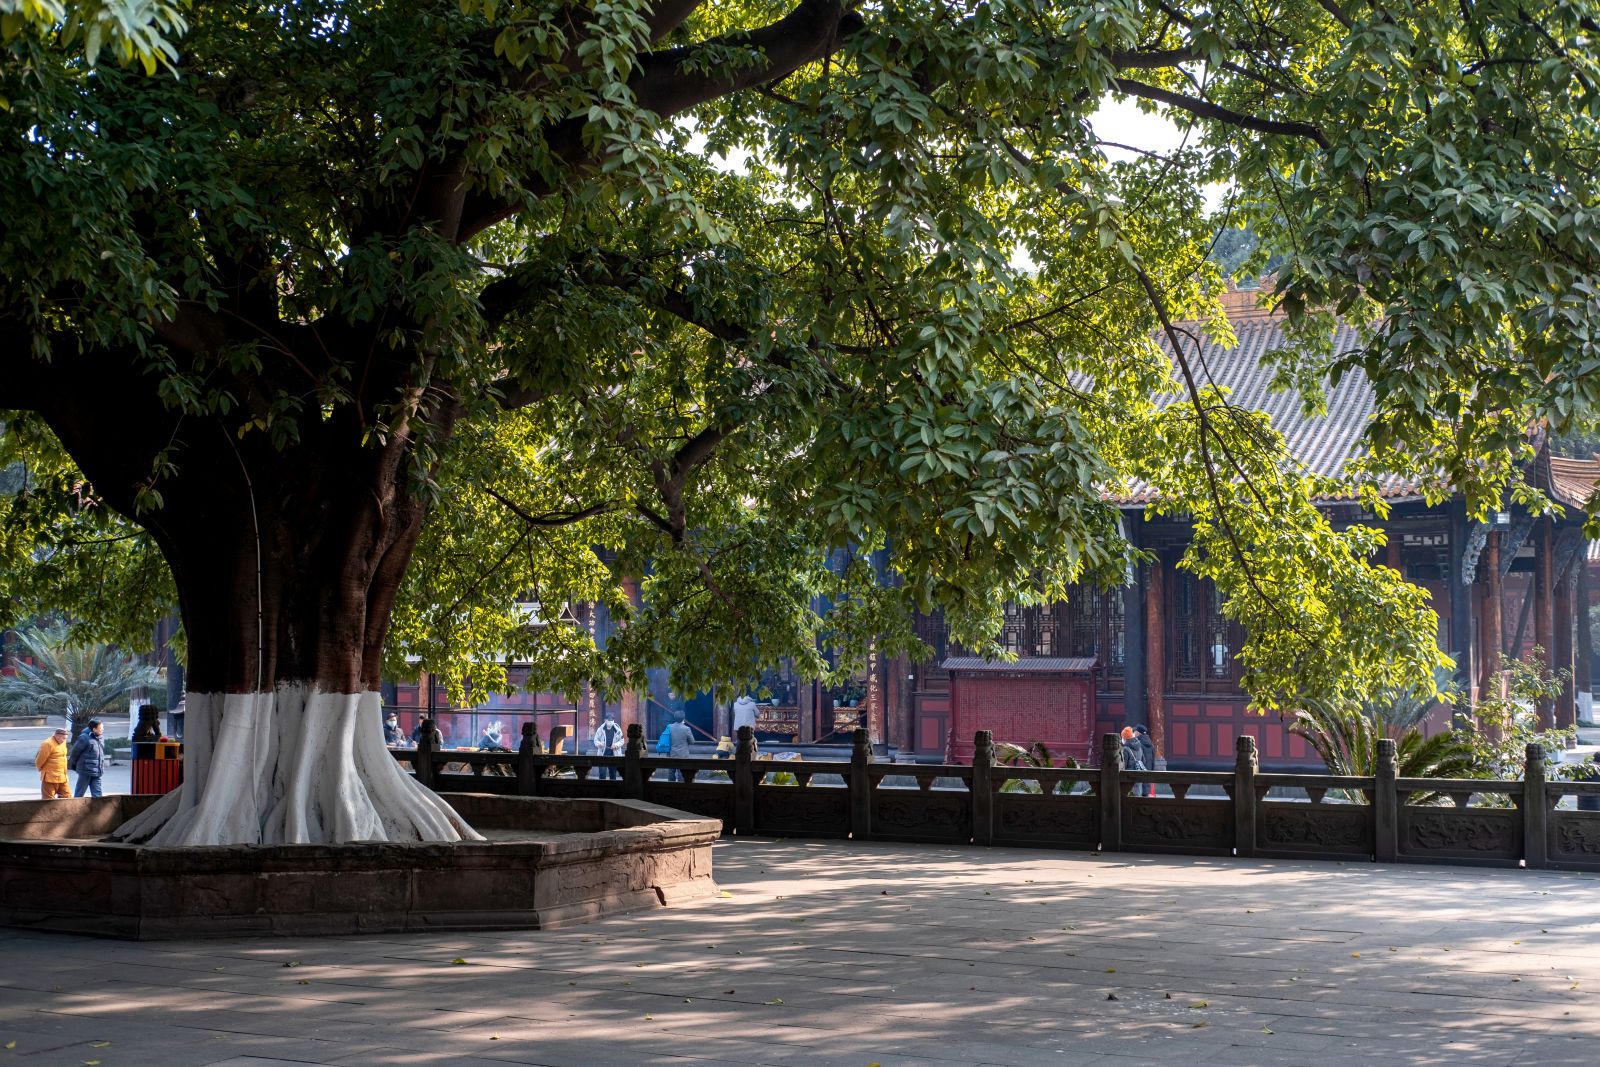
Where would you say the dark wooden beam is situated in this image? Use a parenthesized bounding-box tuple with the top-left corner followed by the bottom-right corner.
(1482, 531, 1503, 699)
(1145, 557, 1166, 764)
(1535, 517, 1555, 729)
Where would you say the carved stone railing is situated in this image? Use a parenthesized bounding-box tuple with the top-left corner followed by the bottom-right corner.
(392, 724, 1598, 872)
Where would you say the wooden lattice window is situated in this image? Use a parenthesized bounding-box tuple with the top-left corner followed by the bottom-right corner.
(1105, 588, 1126, 678)
(1169, 569, 1241, 692)
(1065, 594, 1100, 662)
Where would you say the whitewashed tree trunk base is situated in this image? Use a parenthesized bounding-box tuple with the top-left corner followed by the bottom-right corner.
(111, 688, 481, 846)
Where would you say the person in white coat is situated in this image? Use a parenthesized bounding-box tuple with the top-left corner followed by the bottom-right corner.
(731, 694, 759, 740)
(591, 710, 625, 780)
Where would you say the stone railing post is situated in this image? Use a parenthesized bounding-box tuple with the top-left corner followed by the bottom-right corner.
(415, 718, 437, 790)
(971, 730, 994, 846)
(623, 723, 645, 799)
(1523, 742, 1548, 870)
(850, 727, 873, 840)
(1099, 732, 1122, 851)
(1374, 737, 1397, 862)
(517, 722, 545, 796)
(734, 726, 757, 835)
(1234, 734, 1258, 858)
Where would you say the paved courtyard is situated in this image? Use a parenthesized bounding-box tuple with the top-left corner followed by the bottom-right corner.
(2, 838, 1598, 1066)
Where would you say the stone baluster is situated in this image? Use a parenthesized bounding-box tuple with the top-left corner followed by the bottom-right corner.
(415, 718, 437, 790)
(850, 727, 873, 841)
(1099, 732, 1122, 852)
(517, 722, 544, 796)
(971, 730, 994, 846)
(1234, 734, 1258, 858)
(623, 723, 645, 799)
(1523, 742, 1548, 870)
(1374, 737, 1397, 862)
(734, 726, 757, 835)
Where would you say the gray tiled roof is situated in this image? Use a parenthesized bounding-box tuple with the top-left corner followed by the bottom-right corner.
(941, 656, 1097, 672)
(1120, 316, 1419, 504)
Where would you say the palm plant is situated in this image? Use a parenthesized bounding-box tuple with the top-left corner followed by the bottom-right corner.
(994, 740, 1083, 795)
(1288, 700, 1478, 804)
(0, 625, 160, 737)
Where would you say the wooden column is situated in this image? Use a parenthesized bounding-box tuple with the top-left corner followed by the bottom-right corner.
(886, 652, 908, 751)
(1555, 556, 1577, 729)
(1144, 559, 1166, 763)
(1448, 501, 1476, 704)
(798, 678, 816, 744)
(1578, 562, 1595, 722)
(1480, 532, 1502, 699)
(1535, 517, 1555, 729)
(1122, 578, 1147, 728)
(618, 576, 643, 732)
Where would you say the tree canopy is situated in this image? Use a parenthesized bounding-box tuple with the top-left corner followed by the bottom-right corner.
(4, 0, 1599, 714)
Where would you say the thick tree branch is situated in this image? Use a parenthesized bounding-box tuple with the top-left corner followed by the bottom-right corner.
(458, 1, 863, 241)
(477, 485, 620, 529)
(633, 0, 864, 119)
(1108, 46, 1201, 69)
(1113, 77, 1332, 151)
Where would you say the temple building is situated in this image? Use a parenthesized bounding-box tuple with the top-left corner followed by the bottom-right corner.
(387, 297, 1600, 770)
(906, 303, 1600, 769)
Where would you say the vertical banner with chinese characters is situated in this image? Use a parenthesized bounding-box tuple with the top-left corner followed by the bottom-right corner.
(866, 643, 884, 746)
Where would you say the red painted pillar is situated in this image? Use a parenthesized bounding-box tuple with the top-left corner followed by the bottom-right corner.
(1145, 560, 1166, 763)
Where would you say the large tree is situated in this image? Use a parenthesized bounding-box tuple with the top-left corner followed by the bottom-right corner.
(3, 0, 1597, 844)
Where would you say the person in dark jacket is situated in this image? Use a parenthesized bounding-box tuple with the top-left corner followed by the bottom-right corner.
(68, 718, 106, 798)
(1133, 724, 1156, 797)
(383, 712, 406, 746)
(1119, 727, 1145, 772)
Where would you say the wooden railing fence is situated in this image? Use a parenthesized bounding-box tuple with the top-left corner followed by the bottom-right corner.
(393, 723, 1600, 872)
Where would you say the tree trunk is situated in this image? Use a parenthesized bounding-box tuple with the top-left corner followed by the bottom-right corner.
(33, 367, 478, 846)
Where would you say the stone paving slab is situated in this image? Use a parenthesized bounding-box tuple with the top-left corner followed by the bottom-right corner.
(3, 837, 1599, 1065)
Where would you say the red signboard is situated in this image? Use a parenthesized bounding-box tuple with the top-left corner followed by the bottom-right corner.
(944, 661, 1097, 764)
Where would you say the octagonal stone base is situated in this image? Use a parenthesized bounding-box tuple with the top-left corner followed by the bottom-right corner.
(0, 793, 719, 939)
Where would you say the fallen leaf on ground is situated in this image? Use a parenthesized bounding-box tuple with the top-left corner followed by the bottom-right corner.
(1261, 1028, 1274, 1035)
(1190, 1022, 1207, 1029)
(1189, 1001, 1208, 1009)
(282, 961, 300, 968)
(719, 891, 733, 898)
(91, 1043, 110, 1048)
(724, 989, 735, 994)
(1351, 952, 1361, 957)
(450, 958, 468, 965)
(765, 998, 784, 1005)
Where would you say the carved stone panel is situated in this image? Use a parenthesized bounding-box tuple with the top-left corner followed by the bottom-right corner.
(872, 790, 971, 842)
(435, 773, 516, 796)
(1121, 798, 1233, 853)
(644, 784, 734, 829)
(994, 794, 1098, 848)
(538, 778, 624, 799)
(1258, 803, 1372, 858)
(1550, 812, 1600, 870)
(1399, 807, 1519, 863)
(755, 786, 851, 837)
